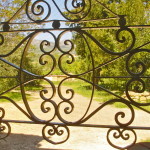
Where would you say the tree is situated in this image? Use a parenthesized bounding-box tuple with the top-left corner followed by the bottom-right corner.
(0, 0, 44, 93)
(66, 0, 150, 90)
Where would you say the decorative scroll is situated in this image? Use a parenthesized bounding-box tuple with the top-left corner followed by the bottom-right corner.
(0, 34, 4, 46)
(126, 49, 150, 106)
(42, 124, 70, 144)
(26, 0, 51, 22)
(106, 99, 136, 149)
(0, 0, 149, 150)
(0, 108, 11, 140)
(107, 128, 137, 149)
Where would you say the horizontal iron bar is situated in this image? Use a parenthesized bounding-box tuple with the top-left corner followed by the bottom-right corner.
(0, 25, 150, 33)
(95, 76, 150, 79)
(1, 17, 119, 25)
(2, 120, 150, 130)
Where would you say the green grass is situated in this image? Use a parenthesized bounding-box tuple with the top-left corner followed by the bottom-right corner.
(53, 80, 116, 103)
(0, 92, 23, 102)
(52, 80, 150, 110)
(1, 81, 150, 111)
(142, 138, 150, 142)
(113, 98, 150, 110)
(24, 85, 43, 91)
(0, 86, 39, 103)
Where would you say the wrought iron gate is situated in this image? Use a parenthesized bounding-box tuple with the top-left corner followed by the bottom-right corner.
(0, 0, 150, 149)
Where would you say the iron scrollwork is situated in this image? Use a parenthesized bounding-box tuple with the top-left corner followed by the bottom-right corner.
(107, 99, 136, 149)
(26, 0, 51, 22)
(107, 128, 137, 149)
(0, 0, 150, 149)
(0, 107, 11, 140)
(42, 124, 70, 144)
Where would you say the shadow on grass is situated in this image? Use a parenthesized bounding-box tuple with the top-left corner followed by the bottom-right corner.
(0, 133, 72, 150)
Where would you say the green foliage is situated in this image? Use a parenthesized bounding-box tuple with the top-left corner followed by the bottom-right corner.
(0, 0, 43, 92)
(66, 0, 150, 90)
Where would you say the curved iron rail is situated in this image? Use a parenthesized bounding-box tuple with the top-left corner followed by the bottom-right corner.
(0, 0, 150, 149)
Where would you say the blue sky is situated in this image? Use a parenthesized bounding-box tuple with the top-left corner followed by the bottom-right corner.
(35, 0, 73, 40)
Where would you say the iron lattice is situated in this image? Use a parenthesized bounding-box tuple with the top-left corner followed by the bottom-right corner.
(0, 0, 150, 149)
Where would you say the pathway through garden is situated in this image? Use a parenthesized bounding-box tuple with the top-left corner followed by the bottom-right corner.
(0, 87, 149, 150)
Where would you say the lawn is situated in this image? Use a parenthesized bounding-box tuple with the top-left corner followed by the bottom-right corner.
(0, 80, 150, 111)
(53, 80, 150, 110)
(0, 85, 42, 103)
(0, 92, 23, 102)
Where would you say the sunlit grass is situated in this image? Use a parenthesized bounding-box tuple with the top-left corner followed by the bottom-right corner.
(1, 81, 150, 111)
(0, 92, 22, 102)
(142, 138, 150, 142)
(52, 80, 150, 110)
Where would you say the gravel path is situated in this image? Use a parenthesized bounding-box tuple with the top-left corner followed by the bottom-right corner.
(0, 87, 150, 150)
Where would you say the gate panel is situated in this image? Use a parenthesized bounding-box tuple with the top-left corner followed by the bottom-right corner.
(0, 0, 150, 149)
